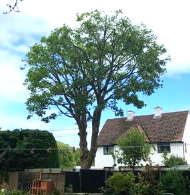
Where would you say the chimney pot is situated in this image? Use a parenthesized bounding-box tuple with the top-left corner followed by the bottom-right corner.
(154, 106, 162, 119)
(127, 110, 135, 121)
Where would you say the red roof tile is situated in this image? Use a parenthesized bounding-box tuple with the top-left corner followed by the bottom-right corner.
(98, 110, 189, 146)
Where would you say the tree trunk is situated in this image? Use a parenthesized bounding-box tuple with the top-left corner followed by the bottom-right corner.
(79, 108, 102, 169)
(79, 130, 89, 169)
(78, 115, 89, 169)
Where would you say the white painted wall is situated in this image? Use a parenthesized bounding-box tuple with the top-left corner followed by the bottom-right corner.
(95, 142, 185, 168)
(182, 113, 190, 164)
(95, 146, 114, 168)
(150, 143, 184, 165)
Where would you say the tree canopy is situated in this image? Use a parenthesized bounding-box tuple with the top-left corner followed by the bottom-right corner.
(24, 10, 169, 169)
(114, 128, 151, 170)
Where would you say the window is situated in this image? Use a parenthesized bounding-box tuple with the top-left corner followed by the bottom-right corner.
(157, 143, 171, 153)
(103, 145, 113, 155)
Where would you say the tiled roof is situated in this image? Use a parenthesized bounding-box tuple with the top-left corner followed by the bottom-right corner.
(98, 110, 189, 146)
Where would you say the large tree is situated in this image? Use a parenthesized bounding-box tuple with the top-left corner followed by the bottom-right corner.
(24, 10, 169, 169)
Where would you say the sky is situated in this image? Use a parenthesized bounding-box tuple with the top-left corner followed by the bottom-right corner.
(0, 0, 190, 147)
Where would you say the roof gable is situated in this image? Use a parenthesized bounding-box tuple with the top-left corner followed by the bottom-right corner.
(98, 110, 189, 146)
(118, 125, 150, 143)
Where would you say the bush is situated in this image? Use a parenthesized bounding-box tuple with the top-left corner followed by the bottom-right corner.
(162, 151, 187, 167)
(159, 169, 187, 195)
(134, 175, 150, 195)
(138, 164, 162, 195)
(106, 171, 156, 195)
(104, 166, 189, 195)
(106, 172, 135, 195)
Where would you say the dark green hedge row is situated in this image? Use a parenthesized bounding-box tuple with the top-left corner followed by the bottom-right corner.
(0, 129, 59, 171)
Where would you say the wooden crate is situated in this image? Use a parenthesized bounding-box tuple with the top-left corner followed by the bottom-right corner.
(31, 180, 53, 195)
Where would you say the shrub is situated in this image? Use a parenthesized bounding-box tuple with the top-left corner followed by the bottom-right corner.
(106, 171, 156, 195)
(162, 151, 187, 167)
(159, 169, 187, 195)
(106, 172, 135, 195)
(134, 175, 150, 195)
(138, 164, 162, 195)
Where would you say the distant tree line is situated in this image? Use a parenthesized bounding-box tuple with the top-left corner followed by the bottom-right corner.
(57, 141, 80, 168)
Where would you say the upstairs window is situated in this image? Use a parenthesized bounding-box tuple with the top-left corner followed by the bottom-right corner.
(103, 145, 113, 155)
(157, 143, 171, 153)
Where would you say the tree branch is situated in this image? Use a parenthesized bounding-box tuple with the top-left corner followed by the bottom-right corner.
(4, 0, 22, 14)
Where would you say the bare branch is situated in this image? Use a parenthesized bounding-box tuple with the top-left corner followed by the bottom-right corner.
(3, 0, 22, 14)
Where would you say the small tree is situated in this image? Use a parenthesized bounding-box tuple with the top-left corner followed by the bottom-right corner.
(114, 128, 151, 171)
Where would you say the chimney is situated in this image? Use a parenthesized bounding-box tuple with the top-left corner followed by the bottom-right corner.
(154, 106, 162, 119)
(127, 110, 135, 121)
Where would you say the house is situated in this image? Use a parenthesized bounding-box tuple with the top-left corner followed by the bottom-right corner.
(95, 108, 190, 169)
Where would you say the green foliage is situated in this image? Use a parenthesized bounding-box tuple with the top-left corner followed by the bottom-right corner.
(105, 167, 190, 195)
(159, 169, 187, 195)
(106, 172, 135, 195)
(162, 150, 187, 167)
(73, 148, 80, 166)
(134, 175, 150, 195)
(23, 10, 169, 168)
(0, 189, 27, 195)
(57, 141, 79, 168)
(24, 10, 169, 121)
(0, 129, 59, 180)
(114, 128, 151, 170)
(139, 164, 162, 195)
(106, 170, 159, 195)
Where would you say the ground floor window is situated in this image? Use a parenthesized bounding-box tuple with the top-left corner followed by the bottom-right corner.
(103, 145, 113, 155)
(157, 143, 171, 153)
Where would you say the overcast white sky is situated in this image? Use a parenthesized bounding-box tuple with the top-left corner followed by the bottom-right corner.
(0, 0, 190, 147)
